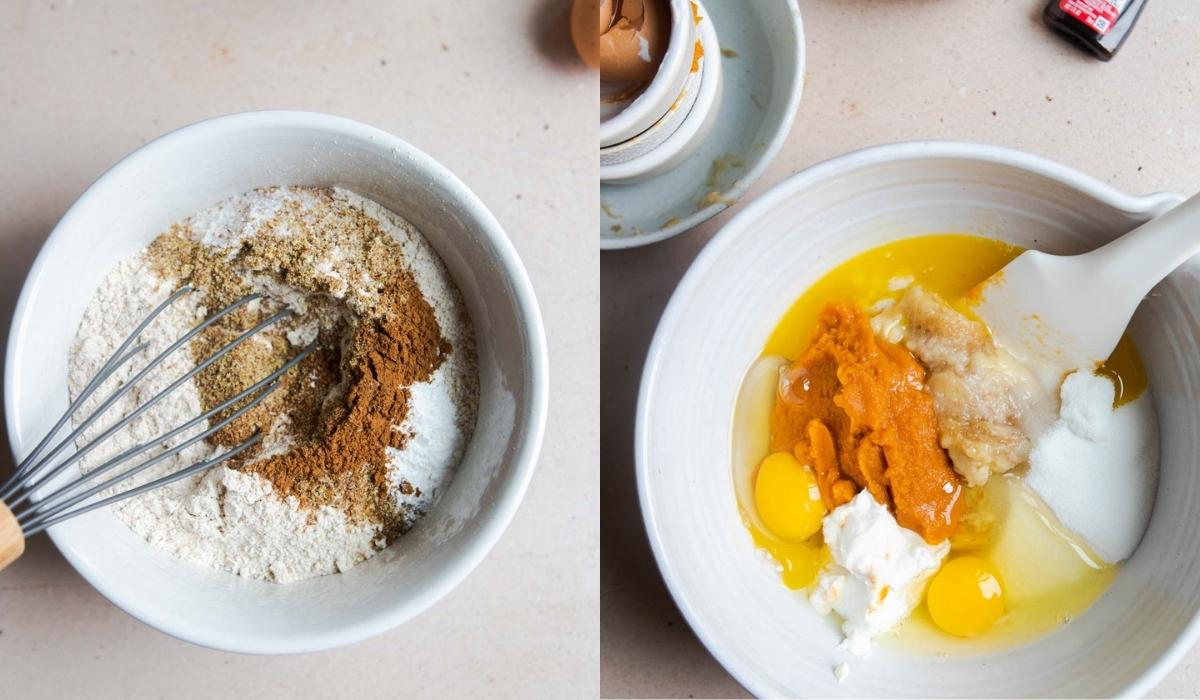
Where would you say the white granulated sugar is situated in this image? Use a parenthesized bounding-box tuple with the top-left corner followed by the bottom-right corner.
(67, 186, 477, 583)
(1058, 371, 1114, 441)
(1026, 371, 1159, 564)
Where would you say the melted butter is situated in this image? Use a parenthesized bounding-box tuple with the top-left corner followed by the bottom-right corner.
(735, 233, 1145, 651)
(746, 519, 826, 590)
(1100, 333, 1149, 407)
(891, 475, 1116, 654)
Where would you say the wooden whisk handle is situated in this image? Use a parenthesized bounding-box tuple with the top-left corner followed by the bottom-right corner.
(0, 500, 25, 571)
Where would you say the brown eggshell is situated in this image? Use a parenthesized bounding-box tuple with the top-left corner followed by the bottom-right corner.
(598, 0, 670, 84)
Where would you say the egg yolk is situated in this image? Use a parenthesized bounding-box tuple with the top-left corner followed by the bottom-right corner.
(754, 452, 826, 542)
(926, 556, 1006, 637)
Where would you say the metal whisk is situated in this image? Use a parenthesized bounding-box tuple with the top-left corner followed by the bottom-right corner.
(0, 287, 313, 570)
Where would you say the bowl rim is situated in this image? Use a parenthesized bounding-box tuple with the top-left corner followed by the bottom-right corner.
(598, 0, 723, 184)
(3, 109, 549, 655)
(599, 0, 695, 148)
(598, 0, 806, 250)
(635, 139, 1188, 697)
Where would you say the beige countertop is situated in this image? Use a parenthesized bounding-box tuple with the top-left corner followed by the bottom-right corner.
(601, 0, 1200, 697)
(0, 1, 597, 698)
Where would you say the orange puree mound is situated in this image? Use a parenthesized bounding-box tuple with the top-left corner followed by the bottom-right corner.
(770, 302, 963, 544)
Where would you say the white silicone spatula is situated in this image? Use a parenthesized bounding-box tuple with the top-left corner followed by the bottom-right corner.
(975, 193, 1200, 384)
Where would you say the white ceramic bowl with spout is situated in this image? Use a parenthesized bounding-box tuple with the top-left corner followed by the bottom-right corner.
(4, 111, 548, 654)
(638, 141, 1198, 697)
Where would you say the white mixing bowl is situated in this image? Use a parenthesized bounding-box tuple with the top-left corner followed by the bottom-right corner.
(4, 111, 548, 653)
(638, 141, 1200, 697)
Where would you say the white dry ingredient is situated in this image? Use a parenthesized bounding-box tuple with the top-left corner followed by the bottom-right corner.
(67, 187, 477, 583)
(1026, 371, 1159, 564)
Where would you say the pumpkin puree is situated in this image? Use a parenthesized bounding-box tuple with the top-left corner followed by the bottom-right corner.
(770, 302, 963, 543)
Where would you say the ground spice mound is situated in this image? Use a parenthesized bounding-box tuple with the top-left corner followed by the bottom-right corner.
(242, 272, 448, 536)
(770, 302, 964, 544)
(146, 187, 450, 540)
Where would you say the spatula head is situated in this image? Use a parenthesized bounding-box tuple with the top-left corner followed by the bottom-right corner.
(973, 250, 1132, 386)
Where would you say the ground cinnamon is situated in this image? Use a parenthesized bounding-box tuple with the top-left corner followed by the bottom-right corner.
(240, 271, 447, 537)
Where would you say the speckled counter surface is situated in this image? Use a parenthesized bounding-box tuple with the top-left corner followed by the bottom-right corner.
(601, 0, 1200, 697)
(0, 1, 597, 697)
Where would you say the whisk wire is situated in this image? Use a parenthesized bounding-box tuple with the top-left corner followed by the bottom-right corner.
(1, 286, 193, 489)
(2, 299, 283, 505)
(15, 343, 315, 525)
(4, 293, 265, 497)
(17, 382, 277, 530)
(0, 341, 150, 498)
(21, 434, 264, 537)
(0, 287, 319, 545)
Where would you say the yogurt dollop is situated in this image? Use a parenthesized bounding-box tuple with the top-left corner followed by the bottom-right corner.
(809, 491, 948, 656)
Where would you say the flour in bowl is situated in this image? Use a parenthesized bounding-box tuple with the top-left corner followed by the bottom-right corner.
(66, 186, 478, 583)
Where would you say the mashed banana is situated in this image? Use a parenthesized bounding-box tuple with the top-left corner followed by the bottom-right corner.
(872, 285, 1037, 487)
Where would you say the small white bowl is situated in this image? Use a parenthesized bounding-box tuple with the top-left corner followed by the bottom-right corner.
(600, 0, 723, 185)
(600, 0, 696, 148)
(4, 111, 549, 654)
(598, 42, 703, 169)
(599, 0, 804, 249)
(638, 141, 1199, 696)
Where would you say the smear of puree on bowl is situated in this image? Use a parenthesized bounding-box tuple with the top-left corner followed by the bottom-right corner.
(732, 233, 1158, 658)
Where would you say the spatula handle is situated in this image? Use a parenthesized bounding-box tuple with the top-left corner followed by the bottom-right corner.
(0, 500, 26, 571)
(1086, 191, 1200, 301)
